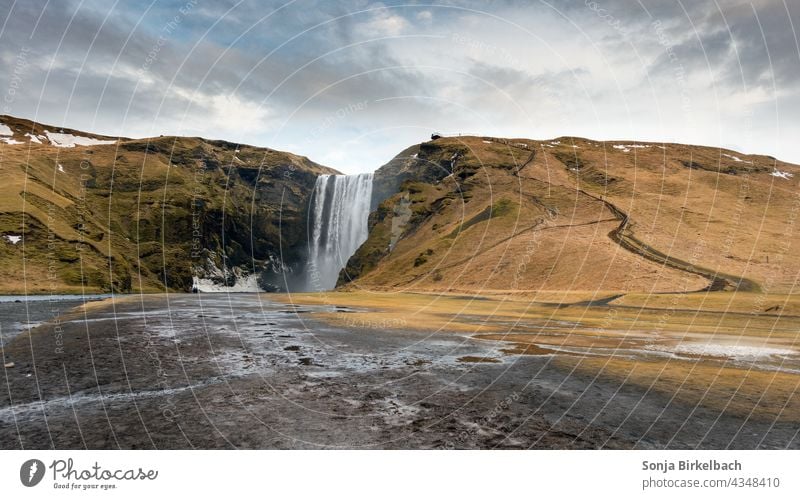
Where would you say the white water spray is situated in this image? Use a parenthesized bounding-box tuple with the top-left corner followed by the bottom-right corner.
(307, 173, 374, 290)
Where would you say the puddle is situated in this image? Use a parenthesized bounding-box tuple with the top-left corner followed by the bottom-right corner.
(500, 343, 558, 356)
(457, 356, 501, 364)
(647, 343, 797, 361)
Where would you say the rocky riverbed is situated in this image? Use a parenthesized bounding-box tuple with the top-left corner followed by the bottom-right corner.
(1, 294, 797, 449)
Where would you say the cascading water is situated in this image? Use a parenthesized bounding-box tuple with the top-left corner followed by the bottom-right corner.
(306, 173, 374, 290)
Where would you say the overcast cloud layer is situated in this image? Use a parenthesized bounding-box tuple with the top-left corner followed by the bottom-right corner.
(1, 0, 798, 173)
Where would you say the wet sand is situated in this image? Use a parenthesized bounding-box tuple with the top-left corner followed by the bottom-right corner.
(1, 293, 797, 449)
(0, 294, 110, 346)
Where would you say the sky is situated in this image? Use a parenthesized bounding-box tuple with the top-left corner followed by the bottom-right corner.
(1, 0, 799, 174)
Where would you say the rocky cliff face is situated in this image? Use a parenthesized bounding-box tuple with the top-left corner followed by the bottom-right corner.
(341, 139, 461, 286)
(0, 115, 338, 293)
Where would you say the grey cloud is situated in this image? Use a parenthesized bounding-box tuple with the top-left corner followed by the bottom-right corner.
(574, 0, 800, 92)
(2, 0, 799, 169)
(0, 0, 427, 137)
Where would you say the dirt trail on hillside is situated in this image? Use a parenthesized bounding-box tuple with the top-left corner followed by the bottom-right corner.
(590, 190, 758, 292)
(497, 139, 761, 294)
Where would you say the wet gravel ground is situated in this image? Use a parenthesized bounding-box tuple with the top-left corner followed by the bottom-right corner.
(0, 294, 797, 449)
(0, 294, 109, 346)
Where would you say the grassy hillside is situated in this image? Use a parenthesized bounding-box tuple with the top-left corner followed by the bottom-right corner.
(342, 135, 800, 294)
(0, 115, 337, 294)
(4, 113, 796, 296)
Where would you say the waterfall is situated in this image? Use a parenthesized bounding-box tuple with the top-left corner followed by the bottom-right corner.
(307, 173, 374, 290)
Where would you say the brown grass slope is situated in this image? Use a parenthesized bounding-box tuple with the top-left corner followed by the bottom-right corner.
(0, 115, 337, 294)
(342, 136, 800, 294)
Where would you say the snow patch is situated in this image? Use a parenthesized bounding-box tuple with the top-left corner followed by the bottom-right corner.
(192, 274, 261, 293)
(482, 140, 492, 144)
(26, 133, 43, 144)
(192, 257, 262, 292)
(614, 144, 648, 152)
(58, 164, 65, 173)
(771, 169, 794, 180)
(4, 235, 21, 244)
(723, 153, 743, 162)
(44, 130, 116, 148)
(0, 123, 12, 136)
(550, 141, 560, 145)
(0, 137, 23, 145)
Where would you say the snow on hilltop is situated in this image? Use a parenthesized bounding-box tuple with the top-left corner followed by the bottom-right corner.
(0, 117, 118, 147)
(43, 130, 116, 148)
(0, 123, 24, 144)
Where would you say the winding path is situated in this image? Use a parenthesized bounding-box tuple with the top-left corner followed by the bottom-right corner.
(492, 138, 760, 293)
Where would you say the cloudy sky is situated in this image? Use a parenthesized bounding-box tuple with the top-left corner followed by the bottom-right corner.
(1, 0, 798, 173)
